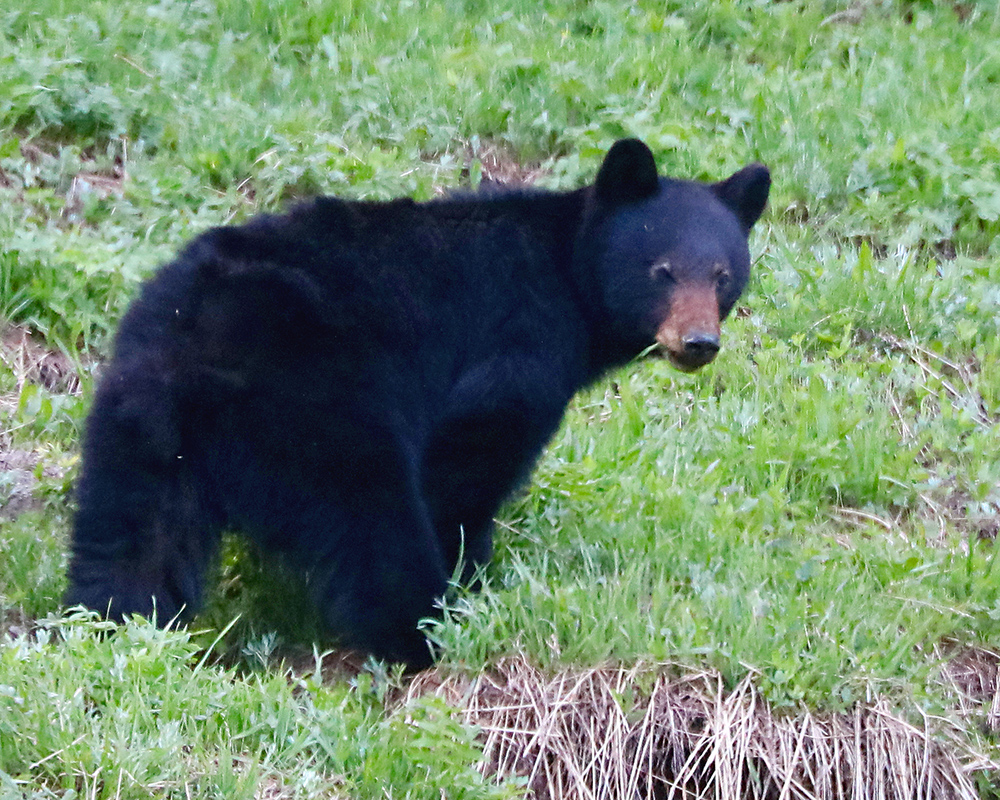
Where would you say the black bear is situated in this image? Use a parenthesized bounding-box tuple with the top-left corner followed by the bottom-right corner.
(66, 139, 770, 668)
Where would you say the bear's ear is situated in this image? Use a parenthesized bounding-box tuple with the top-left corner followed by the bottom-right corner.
(594, 138, 660, 204)
(712, 163, 771, 232)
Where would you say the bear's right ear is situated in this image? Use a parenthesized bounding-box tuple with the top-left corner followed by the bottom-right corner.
(594, 139, 660, 204)
(712, 163, 771, 232)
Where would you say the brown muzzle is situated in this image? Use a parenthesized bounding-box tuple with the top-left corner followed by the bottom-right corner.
(655, 284, 721, 372)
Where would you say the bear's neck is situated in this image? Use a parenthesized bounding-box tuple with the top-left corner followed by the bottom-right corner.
(428, 185, 624, 386)
(481, 187, 630, 381)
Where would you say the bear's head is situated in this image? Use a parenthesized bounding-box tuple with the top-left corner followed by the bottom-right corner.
(579, 138, 770, 372)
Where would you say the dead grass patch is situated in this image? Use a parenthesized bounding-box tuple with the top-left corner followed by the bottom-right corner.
(409, 658, 999, 799)
(0, 606, 35, 640)
(0, 448, 49, 520)
(0, 323, 79, 519)
(466, 141, 546, 188)
(1, 323, 81, 396)
(940, 646, 1000, 736)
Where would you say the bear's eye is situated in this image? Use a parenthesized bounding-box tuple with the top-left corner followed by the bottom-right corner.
(649, 260, 674, 283)
(713, 262, 731, 290)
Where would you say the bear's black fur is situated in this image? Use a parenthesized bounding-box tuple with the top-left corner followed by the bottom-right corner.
(66, 139, 770, 667)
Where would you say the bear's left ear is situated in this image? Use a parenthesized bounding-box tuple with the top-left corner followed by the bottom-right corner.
(712, 163, 771, 232)
(594, 138, 660, 204)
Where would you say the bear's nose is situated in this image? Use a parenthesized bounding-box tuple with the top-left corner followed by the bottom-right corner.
(679, 332, 720, 367)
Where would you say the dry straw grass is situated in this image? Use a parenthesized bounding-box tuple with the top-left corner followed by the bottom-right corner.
(409, 658, 999, 800)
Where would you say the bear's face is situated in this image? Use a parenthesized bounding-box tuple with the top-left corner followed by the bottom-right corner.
(583, 139, 770, 372)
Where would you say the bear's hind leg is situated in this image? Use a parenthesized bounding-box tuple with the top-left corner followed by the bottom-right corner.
(66, 362, 220, 625)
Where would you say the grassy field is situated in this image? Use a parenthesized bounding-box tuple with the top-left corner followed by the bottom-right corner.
(2, 0, 1000, 797)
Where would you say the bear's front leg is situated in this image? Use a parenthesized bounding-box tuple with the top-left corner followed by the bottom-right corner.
(421, 355, 574, 581)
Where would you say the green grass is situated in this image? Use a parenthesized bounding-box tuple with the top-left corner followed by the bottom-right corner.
(0, 613, 515, 800)
(2, 0, 1000, 796)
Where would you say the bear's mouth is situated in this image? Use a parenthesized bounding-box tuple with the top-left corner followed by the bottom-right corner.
(654, 285, 722, 372)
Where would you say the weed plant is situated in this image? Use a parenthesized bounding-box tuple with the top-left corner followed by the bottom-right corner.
(2, 0, 1000, 796)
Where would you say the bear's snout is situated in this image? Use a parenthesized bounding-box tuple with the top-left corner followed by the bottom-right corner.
(678, 331, 720, 366)
(655, 284, 722, 372)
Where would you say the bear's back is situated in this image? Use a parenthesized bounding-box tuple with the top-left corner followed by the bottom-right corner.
(108, 189, 588, 431)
